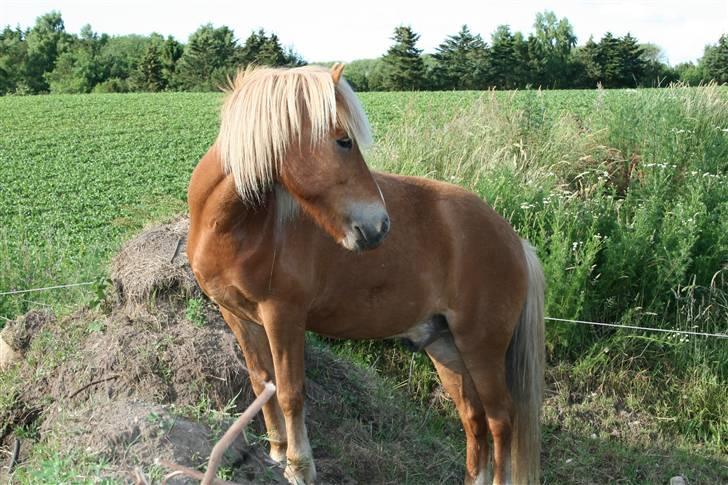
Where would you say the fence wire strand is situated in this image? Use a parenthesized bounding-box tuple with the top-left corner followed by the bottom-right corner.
(0, 281, 94, 296)
(545, 316, 727, 339)
(1, 281, 726, 339)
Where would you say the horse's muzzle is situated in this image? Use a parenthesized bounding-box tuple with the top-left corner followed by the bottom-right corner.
(345, 203, 390, 251)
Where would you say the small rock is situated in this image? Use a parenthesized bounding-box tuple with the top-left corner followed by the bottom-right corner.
(670, 476, 687, 485)
(0, 332, 22, 370)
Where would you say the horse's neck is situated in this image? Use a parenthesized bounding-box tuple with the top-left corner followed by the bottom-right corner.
(188, 151, 283, 306)
(216, 181, 277, 240)
(190, 147, 277, 240)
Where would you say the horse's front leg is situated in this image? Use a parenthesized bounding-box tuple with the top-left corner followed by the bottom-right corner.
(261, 304, 315, 485)
(219, 307, 288, 463)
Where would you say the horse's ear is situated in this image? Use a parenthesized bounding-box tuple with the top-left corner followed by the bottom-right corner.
(331, 63, 345, 84)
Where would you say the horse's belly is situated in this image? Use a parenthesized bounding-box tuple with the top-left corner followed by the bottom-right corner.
(305, 292, 435, 340)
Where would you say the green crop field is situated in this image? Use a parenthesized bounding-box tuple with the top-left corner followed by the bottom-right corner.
(0, 89, 581, 318)
(1, 86, 727, 481)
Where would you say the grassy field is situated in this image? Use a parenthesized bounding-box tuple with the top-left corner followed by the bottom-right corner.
(1, 86, 727, 480)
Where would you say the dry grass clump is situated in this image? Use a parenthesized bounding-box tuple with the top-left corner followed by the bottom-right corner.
(110, 216, 199, 312)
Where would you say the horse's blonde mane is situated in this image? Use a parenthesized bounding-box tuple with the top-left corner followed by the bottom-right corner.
(216, 65, 373, 203)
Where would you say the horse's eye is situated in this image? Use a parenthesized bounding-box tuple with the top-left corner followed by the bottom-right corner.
(336, 137, 353, 149)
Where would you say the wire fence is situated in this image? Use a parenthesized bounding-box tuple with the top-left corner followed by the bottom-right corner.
(544, 317, 727, 339)
(0, 281, 94, 296)
(1, 281, 726, 339)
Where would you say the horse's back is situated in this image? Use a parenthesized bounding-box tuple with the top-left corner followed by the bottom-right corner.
(373, 171, 529, 329)
(374, 171, 525, 274)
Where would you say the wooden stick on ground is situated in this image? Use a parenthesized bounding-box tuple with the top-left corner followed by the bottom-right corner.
(202, 381, 277, 485)
(158, 381, 277, 485)
(5, 437, 20, 475)
(67, 374, 120, 399)
(157, 459, 239, 485)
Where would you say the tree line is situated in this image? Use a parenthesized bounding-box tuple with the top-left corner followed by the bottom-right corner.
(0, 11, 303, 95)
(354, 13, 727, 91)
(1, 10, 726, 95)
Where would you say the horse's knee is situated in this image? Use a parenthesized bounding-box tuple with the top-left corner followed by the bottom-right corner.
(276, 387, 305, 417)
(488, 414, 512, 444)
(247, 368, 273, 389)
(464, 404, 488, 437)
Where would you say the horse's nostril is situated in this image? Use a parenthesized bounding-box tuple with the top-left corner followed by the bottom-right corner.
(381, 215, 390, 234)
(354, 224, 367, 241)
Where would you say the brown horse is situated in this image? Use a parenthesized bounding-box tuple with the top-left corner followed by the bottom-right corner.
(187, 64, 545, 485)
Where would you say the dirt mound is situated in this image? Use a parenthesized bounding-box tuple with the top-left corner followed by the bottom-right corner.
(0, 217, 463, 484)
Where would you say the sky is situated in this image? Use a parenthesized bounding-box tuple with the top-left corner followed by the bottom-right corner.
(2, 0, 726, 65)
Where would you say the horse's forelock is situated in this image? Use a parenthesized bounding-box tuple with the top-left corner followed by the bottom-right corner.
(216, 65, 372, 204)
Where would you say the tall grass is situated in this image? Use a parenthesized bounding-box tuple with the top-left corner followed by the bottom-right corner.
(1, 86, 725, 450)
(356, 85, 728, 449)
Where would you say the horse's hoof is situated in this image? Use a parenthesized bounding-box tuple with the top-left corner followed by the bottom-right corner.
(284, 460, 316, 485)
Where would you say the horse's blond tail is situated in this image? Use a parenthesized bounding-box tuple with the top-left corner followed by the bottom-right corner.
(507, 240, 545, 484)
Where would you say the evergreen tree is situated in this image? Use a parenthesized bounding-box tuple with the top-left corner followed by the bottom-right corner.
(1, 10, 688, 94)
(598, 33, 621, 86)
(132, 42, 165, 91)
(237, 29, 303, 68)
(176, 24, 236, 90)
(238, 29, 267, 65)
(257, 33, 287, 65)
(382, 26, 426, 90)
(160, 36, 183, 88)
(488, 25, 528, 89)
(571, 37, 602, 87)
(511, 32, 531, 87)
(283, 46, 306, 67)
(576, 33, 646, 88)
(616, 34, 645, 86)
(432, 25, 488, 90)
(702, 34, 728, 83)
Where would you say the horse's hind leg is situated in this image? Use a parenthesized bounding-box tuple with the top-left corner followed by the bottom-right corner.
(451, 327, 515, 485)
(219, 307, 288, 463)
(426, 334, 490, 485)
